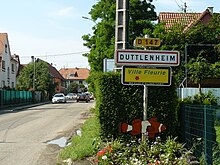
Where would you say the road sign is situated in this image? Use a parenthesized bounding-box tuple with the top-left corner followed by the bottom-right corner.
(134, 37, 161, 47)
(116, 49, 180, 66)
(122, 66, 172, 86)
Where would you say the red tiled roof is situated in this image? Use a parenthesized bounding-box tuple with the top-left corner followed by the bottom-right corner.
(159, 9, 213, 30)
(0, 33, 8, 56)
(47, 63, 64, 80)
(59, 68, 90, 80)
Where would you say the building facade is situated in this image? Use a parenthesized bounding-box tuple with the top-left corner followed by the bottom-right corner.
(0, 33, 18, 89)
(59, 67, 90, 92)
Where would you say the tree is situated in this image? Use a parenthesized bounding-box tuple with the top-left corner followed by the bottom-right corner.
(68, 82, 78, 93)
(82, 0, 157, 72)
(151, 13, 220, 86)
(16, 60, 51, 92)
(186, 57, 212, 93)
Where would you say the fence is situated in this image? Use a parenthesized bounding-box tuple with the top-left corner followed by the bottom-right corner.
(0, 89, 49, 110)
(0, 90, 33, 108)
(177, 88, 220, 105)
(180, 104, 220, 165)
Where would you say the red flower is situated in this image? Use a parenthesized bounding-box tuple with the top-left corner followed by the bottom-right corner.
(97, 149, 106, 157)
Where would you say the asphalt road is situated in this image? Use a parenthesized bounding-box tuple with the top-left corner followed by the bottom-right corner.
(0, 100, 95, 165)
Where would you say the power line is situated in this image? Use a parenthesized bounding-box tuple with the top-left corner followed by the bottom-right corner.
(20, 51, 89, 59)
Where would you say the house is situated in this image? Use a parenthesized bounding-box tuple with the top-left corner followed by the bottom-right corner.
(159, 7, 220, 88)
(59, 67, 90, 92)
(159, 7, 214, 31)
(0, 33, 18, 89)
(47, 62, 66, 94)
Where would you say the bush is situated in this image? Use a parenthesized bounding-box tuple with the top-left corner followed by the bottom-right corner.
(182, 91, 218, 105)
(95, 137, 191, 165)
(93, 71, 179, 140)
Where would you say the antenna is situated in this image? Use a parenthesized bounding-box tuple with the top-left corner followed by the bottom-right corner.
(183, 2, 187, 13)
(175, 0, 187, 13)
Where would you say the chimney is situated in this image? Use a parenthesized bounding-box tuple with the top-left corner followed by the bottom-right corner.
(207, 7, 213, 14)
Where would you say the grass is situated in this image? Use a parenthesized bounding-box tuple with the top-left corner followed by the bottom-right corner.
(58, 108, 101, 161)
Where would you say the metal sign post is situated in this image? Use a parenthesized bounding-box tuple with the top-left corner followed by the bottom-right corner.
(142, 85, 148, 140)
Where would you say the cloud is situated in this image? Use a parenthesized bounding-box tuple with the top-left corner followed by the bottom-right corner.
(56, 6, 74, 16)
(49, 6, 80, 18)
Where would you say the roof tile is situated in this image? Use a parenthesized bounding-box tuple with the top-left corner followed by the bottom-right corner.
(59, 68, 90, 80)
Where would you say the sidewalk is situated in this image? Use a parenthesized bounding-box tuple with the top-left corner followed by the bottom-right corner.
(0, 101, 50, 114)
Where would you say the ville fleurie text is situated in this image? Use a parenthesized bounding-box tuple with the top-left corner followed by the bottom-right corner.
(122, 66, 172, 86)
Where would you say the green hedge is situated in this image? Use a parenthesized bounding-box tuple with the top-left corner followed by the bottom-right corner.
(93, 71, 179, 140)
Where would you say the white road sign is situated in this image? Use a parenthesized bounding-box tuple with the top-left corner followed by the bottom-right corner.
(115, 49, 180, 66)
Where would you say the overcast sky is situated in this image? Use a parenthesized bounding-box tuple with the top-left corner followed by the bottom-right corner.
(0, 0, 219, 70)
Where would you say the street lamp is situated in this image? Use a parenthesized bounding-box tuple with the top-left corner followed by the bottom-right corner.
(82, 16, 97, 25)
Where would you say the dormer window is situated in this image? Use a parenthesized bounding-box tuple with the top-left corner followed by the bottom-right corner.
(69, 72, 78, 77)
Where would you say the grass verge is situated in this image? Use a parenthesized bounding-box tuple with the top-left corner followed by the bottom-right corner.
(58, 108, 101, 162)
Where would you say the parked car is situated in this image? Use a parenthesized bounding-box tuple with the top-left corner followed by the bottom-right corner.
(85, 92, 94, 100)
(52, 93, 66, 103)
(76, 93, 90, 103)
(89, 93, 94, 100)
(66, 93, 77, 100)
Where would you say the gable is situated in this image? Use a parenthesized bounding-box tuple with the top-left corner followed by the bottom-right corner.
(59, 68, 90, 80)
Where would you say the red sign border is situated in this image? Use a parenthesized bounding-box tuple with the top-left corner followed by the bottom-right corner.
(115, 49, 180, 66)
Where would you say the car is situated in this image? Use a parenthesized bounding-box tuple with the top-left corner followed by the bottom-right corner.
(76, 93, 90, 102)
(85, 92, 94, 100)
(66, 93, 77, 100)
(52, 93, 66, 103)
(89, 93, 95, 100)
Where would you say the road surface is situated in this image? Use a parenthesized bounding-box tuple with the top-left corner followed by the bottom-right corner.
(0, 100, 95, 165)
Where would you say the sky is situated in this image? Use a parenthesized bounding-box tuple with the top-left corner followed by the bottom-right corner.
(0, 0, 219, 70)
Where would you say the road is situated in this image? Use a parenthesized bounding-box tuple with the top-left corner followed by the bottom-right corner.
(0, 100, 95, 165)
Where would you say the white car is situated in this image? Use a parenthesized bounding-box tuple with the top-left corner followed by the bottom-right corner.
(52, 93, 66, 103)
(66, 93, 77, 100)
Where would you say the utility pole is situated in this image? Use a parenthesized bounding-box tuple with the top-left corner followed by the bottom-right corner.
(115, 0, 129, 50)
(31, 56, 35, 91)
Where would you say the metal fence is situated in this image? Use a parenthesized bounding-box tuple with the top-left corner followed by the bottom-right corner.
(0, 89, 33, 108)
(0, 90, 50, 110)
(180, 104, 220, 165)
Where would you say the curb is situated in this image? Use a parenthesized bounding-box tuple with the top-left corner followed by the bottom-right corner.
(0, 102, 50, 114)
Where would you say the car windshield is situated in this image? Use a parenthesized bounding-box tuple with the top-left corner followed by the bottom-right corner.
(54, 94, 64, 97)
(67, 93, 73, 96)
(78, 93, 86, 96)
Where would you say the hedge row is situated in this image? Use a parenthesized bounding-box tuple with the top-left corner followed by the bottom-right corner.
(92, 71, 179, 140)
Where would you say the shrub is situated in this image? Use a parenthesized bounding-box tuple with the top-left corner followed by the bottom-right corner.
(96, 137, 191, 165)
(92, 71, 179, 140)
(182, 91, 218, 105)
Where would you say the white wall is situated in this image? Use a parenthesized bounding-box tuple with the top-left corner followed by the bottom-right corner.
(177, 88, 220, 105)
(0, 39, 17, 88)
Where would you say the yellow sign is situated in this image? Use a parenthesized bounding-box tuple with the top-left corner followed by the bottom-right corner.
(122, 66, 171, 86)
(134, 37, 161, 47)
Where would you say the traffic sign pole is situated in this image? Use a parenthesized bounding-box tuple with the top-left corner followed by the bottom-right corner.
(142, 35, 149, 141)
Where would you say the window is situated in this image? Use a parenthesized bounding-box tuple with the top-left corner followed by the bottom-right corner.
(11, 82, 14, 88)
(5, 44, 7, 53)
(7, 67, 10, 79)
(69, 73, 75, 77)
(79, 81, 83, 84)
(2, 60, 5, 71)
(2, 81, 5, 87)
(11, 63, 15, 73)
(69, 72, 78, 77)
